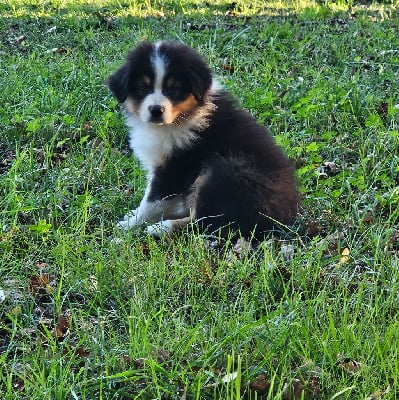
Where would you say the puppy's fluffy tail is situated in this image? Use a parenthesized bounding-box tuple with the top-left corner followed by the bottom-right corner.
(190, 155, 298, 239)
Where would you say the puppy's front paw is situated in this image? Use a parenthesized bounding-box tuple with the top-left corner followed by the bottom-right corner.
(117, 209, 141, 230)
(147, 220, 173, 238)
(116, 219, 132, 230)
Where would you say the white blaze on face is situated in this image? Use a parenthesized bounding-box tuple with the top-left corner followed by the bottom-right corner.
(139, 43, 174, 125)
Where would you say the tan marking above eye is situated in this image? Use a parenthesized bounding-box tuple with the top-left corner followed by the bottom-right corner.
(142, 76, 151, 86)
(165, 78, 175, 87)
(165, 78, 182, 89)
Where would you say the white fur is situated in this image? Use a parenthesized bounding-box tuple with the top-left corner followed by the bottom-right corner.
(146, 220, 173, 237)
(117, 182, 160, 229)
(118, 179, 189, 231)
(125, 118, 198, 172)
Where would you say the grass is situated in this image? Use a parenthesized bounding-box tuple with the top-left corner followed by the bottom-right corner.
(0, 0, 398, 398)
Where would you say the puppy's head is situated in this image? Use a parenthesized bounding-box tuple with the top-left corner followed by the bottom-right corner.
(107, 41, 213, 126)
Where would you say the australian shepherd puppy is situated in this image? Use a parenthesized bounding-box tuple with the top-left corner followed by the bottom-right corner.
(107, 40, 299, 239)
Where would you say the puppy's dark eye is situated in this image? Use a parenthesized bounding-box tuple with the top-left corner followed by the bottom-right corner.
(137, 82, 152, 96)
(164, 84, 183, 99)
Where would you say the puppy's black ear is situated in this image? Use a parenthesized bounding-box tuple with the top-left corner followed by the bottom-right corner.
(190, 66, 212, 102)
(190, 65, 212, 102)
(107, 65, 128, 103)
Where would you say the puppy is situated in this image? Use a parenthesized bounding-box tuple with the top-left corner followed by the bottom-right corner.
(107, 40, 299, 239)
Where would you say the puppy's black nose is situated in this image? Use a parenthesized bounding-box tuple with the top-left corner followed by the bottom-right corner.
(149, 105, 165, 120)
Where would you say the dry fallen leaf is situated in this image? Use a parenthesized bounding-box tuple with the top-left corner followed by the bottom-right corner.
(363, 210, 374, 224)
(132, 348, 172, 369)
(337, 357, 362, 375)
(52, 312, 72, 340)
(221, 371, 239, 383)
(305, 220, 323, 237)
(152, 348, 171, 364)
(317, 160, 339, 179)
(338, 247, 350, 267)
(376, 102, 389, 119)
(74, 347, 91, 358)
(46, 26, 57, 33)
(247, 374, 270, 395)
(13, 35, 26, 44)
(280, 243, 295, 260)
(323, 161, 338, 171)
(221, 63, 235, 73)
(82, 121, 93, 133)
(365, 385, 391, 400)
(317, 165, 329, 179)
(0, 289, 6, 303)
(283, 378, 305, 400)
(29, 273, 52, 294)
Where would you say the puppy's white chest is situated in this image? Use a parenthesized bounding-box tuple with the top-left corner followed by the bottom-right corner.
(129, 127, 170, 170)
(126, 118, 195, 171)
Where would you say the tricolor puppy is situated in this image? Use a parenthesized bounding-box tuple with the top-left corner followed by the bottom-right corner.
(107, 40, 299, 239)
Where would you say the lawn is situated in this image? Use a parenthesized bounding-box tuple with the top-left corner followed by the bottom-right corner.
(0, 0, 398, 398)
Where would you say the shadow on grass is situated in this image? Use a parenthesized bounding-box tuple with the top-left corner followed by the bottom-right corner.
(1, 0, 393, 60)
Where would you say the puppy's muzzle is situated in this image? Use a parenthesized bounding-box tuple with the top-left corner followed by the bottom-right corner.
(149, 104, 165, 123)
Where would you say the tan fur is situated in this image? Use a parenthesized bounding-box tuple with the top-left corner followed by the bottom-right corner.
(169, 216, 192, 233)
(126, 97, 139, 116)
(171, 94, 198, 123)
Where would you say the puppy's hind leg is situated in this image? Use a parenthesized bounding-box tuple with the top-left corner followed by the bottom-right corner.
(190, 157, 267, 238)
(147, 216, 192, 238)
(145, 194, 191, 237)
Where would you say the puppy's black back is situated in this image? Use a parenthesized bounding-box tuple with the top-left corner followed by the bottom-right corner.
(189, 94, 298, 238)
